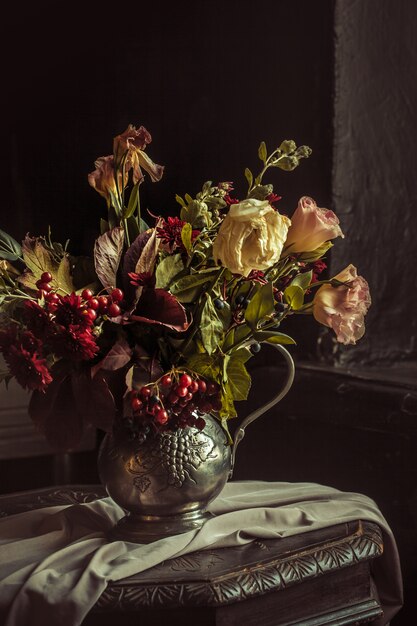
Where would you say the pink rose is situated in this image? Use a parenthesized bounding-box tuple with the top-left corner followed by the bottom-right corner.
(285, 196, 344, 253)
(313, 264, 371, 345)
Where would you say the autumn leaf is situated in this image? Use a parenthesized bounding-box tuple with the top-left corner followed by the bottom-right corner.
(94, 226, 124, 290)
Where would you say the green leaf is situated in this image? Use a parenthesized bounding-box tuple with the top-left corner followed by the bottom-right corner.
(258, 141, 267, 163)
(185, 353, 221, 382)
(244, 168, 253, 188)
(284, 284, 305, 310)
(200, 294, 224, 355)
(55, 256, 76, 294)
(124, 182, 140, 219)
(181, 222, 193, 256)
(170, 270, 218, 303)
(155, 253, 184, 290)
(222, 323, 251, 352)
(244, 282, 275, 329)
(219, 384, 238, 419)
(231, 346, 254, 364)
(298, 241, 333, 262)
(21, 235, 55, 278)
(290, 270, 313, 291)
(175, 194, 186, 208)
(226, 350, 252, 401)
(0, 228, 22, 261)
(125, 215, 140, 242)
(139, 217, 150, 233)
(254, 330, 296, 345)
(220, 415, 234, 443)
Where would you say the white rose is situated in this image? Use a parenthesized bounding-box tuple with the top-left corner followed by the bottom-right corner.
(213, 198, 291, 277)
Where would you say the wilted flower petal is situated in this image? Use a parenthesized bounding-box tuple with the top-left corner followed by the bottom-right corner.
(213, 198, 291, 277)
(113, 124, 164, 184)
(88, 155, 126, 207)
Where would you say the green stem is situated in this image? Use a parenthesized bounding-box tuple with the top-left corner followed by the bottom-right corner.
(251, 150, 286, 190)
(224, 309, 292, 354)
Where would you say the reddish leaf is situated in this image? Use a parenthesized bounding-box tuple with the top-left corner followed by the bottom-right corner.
(131, 288, 190, 331)
(91, 337, 132, 377)
(71, 371, 116, 432)
(28, 373, 68, 432)
(126, 346, 164, 389)
(30, 375, 84, 451)
(94, 226, 124, 290)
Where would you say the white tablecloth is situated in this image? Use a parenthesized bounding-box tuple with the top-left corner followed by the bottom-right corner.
(0, 481, 403, 625)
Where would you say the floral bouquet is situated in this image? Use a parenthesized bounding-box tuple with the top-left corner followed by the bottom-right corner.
(0, 125, 371, 450)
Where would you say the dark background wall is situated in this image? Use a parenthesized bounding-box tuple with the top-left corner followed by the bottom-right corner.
(0, 0, 333, 267)
(1, 1, 416, 625)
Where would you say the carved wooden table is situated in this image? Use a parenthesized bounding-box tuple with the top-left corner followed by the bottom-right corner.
(0, 485, 385, 626)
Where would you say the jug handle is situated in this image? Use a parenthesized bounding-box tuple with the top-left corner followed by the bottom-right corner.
(229, 343, 295, 478)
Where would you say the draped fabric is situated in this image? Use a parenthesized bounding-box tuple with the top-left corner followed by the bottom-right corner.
(0, 481, 403, 626)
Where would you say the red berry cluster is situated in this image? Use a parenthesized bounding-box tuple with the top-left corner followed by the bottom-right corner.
(80, 287, 124, 320)
(35, 274, 125, 323)
(35, 272, 54, 299)
(128, 371, 222, 436)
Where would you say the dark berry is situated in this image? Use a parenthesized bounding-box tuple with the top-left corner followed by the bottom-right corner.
(179, 373, 192, 387)
(235, 294, 245, 305)
(275, 302, 286, 312)
(108, 302, 121, 317)
(131, 397, 143, 412)
(81, 288, 94, 300)
(149, 395, 160, 405)
(251, 342, 261, 353)
(41, 271, 53, 283)
(199, 399, 212, 413)
(213, 298, 225, 309)
(155, 409, 169, 424)
(111, 288, 124, 302)
(206, 381, 219, 396)
(189, 380, 199, 393)
(242, 298, 250, 308)
(211, 396, 223, 411)
(98, 296, 108, 311)
(46, 292, 59, 303)
(86, 308, 97, 321)
(168, 391, 179, 404)
(36, 281, 52, 292)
